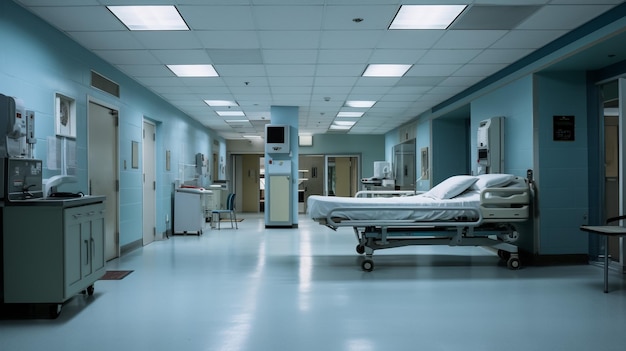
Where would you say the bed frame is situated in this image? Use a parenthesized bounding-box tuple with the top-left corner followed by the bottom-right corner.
(315, 175, 533, 272)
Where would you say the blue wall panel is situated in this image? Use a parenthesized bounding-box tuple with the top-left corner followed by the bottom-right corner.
(534, 71, 589, 255)
(0, 1, 224, 247)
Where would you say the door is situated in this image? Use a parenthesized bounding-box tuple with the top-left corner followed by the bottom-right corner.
(325, 156, 359, 197)
(299, 155, 324, 213)
(143, 121, 156, 245)
(88, 101, 118, 261)
(241, 154, 260, 212)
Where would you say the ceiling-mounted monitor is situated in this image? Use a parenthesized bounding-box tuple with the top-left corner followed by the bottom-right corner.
(265, 124, 290, 154)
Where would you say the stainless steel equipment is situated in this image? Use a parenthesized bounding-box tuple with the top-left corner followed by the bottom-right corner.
(1, 158, 43, 202)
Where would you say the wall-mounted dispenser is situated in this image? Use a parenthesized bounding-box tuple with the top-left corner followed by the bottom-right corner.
(0, 94, 28, 158)
(477, 117, 504, 174)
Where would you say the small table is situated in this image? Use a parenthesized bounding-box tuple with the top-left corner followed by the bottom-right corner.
(580, 225, 626, 293)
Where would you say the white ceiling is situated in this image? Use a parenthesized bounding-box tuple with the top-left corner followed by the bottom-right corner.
(12, 0, 626, 140)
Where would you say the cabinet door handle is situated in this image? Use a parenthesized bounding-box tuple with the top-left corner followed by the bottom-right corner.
(87, 211, 96, 216)
(84, 239, 90, 264)
(91, 237, 95, 263)
(73, 213, 84, 219)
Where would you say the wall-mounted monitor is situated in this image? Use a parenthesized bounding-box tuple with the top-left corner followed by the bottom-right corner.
(265, 124, 290, 154)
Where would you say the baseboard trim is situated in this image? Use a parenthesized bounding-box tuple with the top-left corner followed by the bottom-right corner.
(120, 239, 142, 256)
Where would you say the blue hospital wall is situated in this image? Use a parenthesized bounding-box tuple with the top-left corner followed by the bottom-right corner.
(470, 76, 534, 177)
(0, 2, 224, 247)
(431, 118, 470, 185)
(470, 76, 535, 253)
(533, 71, 589, 255)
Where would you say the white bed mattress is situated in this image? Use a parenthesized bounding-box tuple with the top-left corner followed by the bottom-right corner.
(307, 190, 482, 222)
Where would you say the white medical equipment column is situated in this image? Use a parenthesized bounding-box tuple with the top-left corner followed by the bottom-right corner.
(477, 117, 504, 174)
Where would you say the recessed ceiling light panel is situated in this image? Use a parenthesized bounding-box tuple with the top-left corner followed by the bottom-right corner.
(337, 112, 364, 118)
(345, 101, 376, 108)
(108, 6, 189, 31)
(216, 111, 245, 117)
(363, 64, 412, 77)
(389, 5, 466, 30)
(205, 100, 238, 107)
(168, 65, 218, 77)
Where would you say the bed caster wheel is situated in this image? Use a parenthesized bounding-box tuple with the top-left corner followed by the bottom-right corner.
(361, 259, 374, 272)
(507, 257, 521, 270)
(356, 245, 365, 254)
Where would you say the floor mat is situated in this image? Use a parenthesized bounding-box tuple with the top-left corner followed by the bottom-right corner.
(99, 270, 133, 280)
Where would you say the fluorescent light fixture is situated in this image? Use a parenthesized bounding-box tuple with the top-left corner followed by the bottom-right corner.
(216, 111, 245, 117)
(225, 119, 249, 123)
(108, 6, 189, 31)
(337, 112, 364, 118)
(243, 135, 261, 139)
(345, 100, 376, 108)
(168, 65, 218, 77)
(329, 124, 352, 130)
(205, 100, 238, 107)
(333, 120, 356, 126)
(389, 5, 467, 30)
(363, 64, 412, 77)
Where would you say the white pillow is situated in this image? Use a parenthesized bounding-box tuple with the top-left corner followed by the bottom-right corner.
(470, 173, 515, 190)
(424, 175, 477, 200)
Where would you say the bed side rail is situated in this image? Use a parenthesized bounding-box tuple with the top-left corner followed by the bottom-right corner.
(325, 205, 483, 228)
(354, 190, 420, 198)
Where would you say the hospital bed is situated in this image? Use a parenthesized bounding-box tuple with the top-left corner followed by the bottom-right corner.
(307, 173, 533, 271)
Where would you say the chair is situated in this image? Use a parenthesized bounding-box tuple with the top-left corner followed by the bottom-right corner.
(211, 193, 238, 230)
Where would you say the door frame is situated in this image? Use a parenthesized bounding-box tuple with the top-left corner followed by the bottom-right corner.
(142, 119, 157, 245)
(324, 154, 360, 196)
(87, 96, 120, 260)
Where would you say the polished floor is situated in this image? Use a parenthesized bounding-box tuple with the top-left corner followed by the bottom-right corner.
(1, 214, 626, 351)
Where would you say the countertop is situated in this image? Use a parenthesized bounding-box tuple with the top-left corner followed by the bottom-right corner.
(4, 195, 106, 208)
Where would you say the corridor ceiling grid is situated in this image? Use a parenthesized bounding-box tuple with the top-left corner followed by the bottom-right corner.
(13, 0, 626, 140)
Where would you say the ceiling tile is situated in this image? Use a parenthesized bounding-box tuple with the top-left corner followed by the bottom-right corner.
(434, 30, 508, 49)
(178, 5, 255, 30)
(253, 6, 324, 30)
(322, 5, 397, 30)
(418, 49, 482, 64)
(451, 5, 541, 30)
(94, 50, 160, 65)
(27, 6, 123, 31)
(320, 30, 384, 49)
(196, 31, 261, 49)
(263, 50, 318, 64)
(132, 32, 203, 50)
(259, 31, 321, 49)
(207, 49, 264, 64)
(67, 31, 142, 50)
(491, 30, 568, 49)
(150, 50, 213, 64)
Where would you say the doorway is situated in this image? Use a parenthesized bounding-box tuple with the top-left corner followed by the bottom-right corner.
(325, 155, 359, 197)
(241, 154, 261, 212)
(143, 120, 156, 245)
(88, 100, 119, 261)
(599, 78, 626, 271)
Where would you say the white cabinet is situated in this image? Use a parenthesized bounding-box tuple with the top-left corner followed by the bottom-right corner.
(174, 188, 210, 234)
(2, 201, 106, 304)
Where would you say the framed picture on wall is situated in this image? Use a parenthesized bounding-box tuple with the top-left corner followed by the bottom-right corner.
(55, 93, 76, 138)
